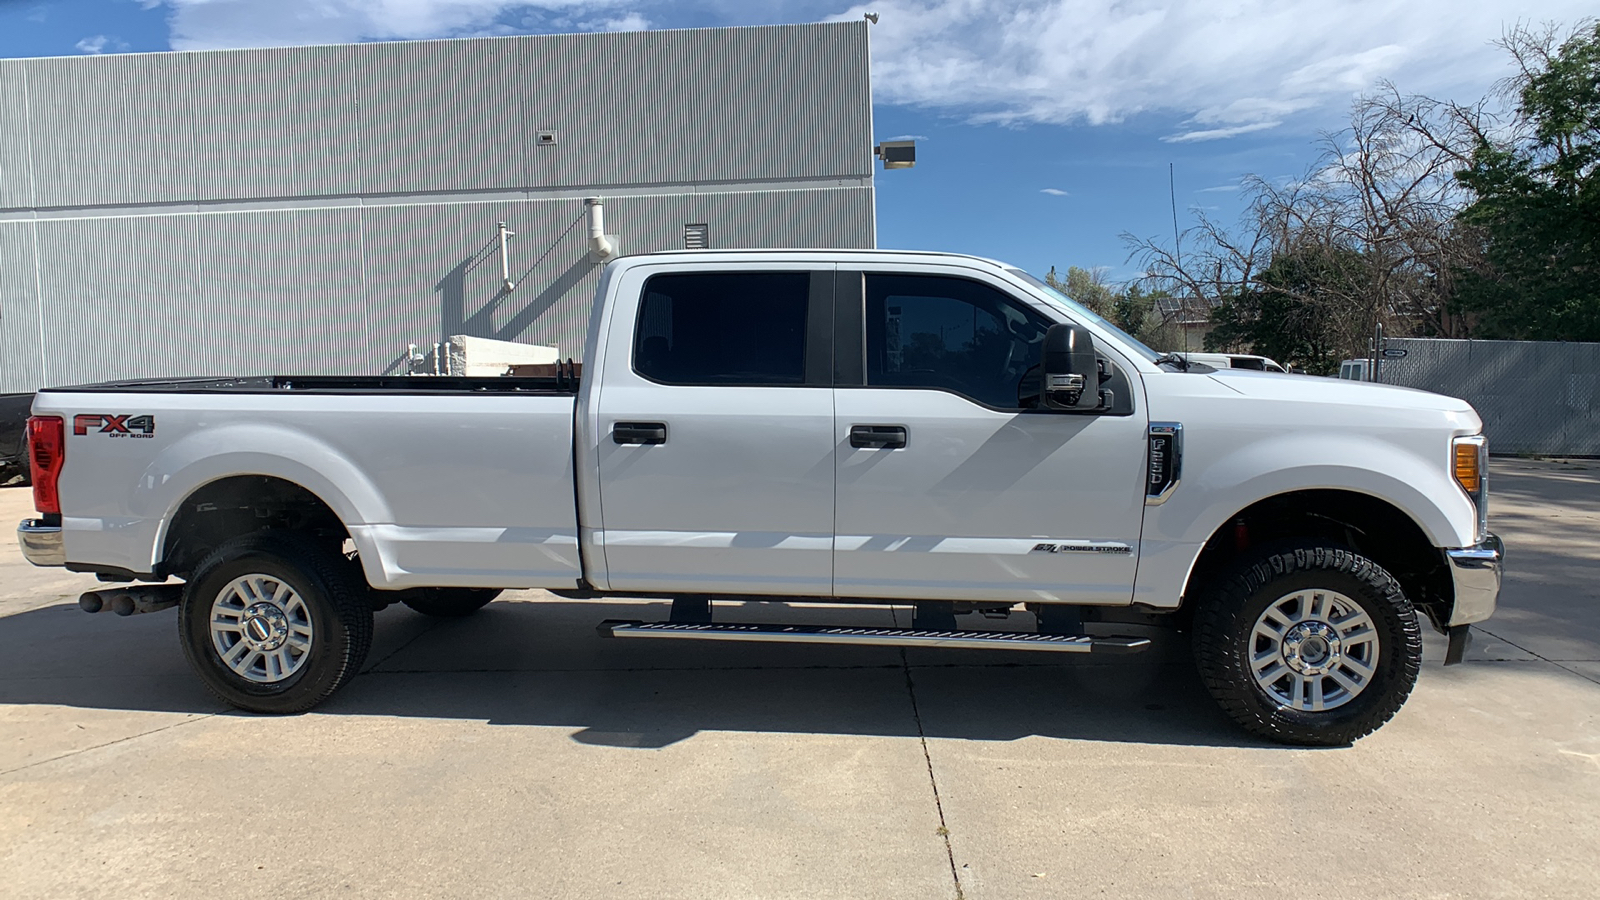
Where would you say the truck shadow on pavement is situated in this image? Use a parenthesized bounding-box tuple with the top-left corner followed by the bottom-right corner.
(1, 596, 1283, 749)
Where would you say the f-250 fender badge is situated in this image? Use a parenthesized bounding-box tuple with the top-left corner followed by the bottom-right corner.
(1031, 541, 1132, 555)
(73, 413, 156, 439)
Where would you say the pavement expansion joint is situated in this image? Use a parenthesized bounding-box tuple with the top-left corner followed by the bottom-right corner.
(0, 712, 220, 778)
(1473, 626, 1600, 687)
(901, 648, 966, 900)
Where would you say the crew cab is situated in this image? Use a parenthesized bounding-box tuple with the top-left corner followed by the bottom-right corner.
(16, 250, 1502, 745)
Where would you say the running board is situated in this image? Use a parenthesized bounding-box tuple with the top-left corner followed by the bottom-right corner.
(597, 620, 1151, 654)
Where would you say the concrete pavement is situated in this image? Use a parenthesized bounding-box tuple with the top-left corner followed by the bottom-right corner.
(2, 460, 1598, 898)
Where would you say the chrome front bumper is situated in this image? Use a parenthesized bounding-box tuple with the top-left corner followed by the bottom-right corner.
(1446, 532, 1503, 626)
(17, 519, 64, 567)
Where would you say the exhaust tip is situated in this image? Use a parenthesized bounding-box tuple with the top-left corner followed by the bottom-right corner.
(78, 592, 105, 614)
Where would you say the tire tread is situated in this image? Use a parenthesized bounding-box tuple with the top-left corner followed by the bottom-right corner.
(1193, 542, 1423, 746)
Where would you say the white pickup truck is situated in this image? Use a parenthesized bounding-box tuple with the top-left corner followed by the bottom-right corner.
(17, 250, 1502, 745)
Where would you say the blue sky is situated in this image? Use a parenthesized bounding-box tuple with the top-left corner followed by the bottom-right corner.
(0, 0, 1587, 281)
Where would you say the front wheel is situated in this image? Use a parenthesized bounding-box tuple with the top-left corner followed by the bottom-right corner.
(179, 532, 374, 714)
(1192, 542, 1422, 746)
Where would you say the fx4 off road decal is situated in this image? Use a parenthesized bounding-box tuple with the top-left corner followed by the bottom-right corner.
(74, 414, 156, 439)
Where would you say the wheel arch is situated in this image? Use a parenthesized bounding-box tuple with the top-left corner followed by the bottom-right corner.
(1179, 489, 1455, 632)
(138, 423, 392, 580)
(158, 474, 363, 582)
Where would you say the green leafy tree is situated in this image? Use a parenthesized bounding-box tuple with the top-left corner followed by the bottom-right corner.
(1043, 266, 1164, 342)
(1455, 21, 1600, 340)
(1045, 265, 1117, 319)
(1204, 249, 1353, 375)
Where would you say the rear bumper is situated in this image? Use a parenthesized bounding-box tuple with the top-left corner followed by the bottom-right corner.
(17, 519, 64, 567)
(1446, 532, 1503, 626)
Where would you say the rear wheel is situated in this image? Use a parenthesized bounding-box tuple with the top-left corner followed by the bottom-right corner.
(179, 532, 374, 714)
(400, 588, 501, 618)
(1192, 541, 1422, 746)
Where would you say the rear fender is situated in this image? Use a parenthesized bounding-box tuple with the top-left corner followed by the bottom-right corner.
(142, 423, 391, 580)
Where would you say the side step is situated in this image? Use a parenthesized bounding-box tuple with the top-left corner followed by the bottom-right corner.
(597, 620, 1150, 654)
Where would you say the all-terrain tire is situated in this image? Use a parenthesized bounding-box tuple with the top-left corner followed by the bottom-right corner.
(1192, 541, 1422, 746)
(179, 531, 374, 714)
(400, 588, 501, 618)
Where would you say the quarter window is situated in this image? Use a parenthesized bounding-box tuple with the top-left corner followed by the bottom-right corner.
(864, 274, 1051, 408)
(635, 272, 812, 386)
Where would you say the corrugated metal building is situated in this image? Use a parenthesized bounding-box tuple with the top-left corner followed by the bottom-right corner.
(0, 22, 876, 392)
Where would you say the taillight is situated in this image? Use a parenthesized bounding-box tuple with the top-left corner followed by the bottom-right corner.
(27, 416, 65, 516)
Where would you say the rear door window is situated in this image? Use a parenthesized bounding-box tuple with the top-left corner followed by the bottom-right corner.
(634, 272, 816, 386)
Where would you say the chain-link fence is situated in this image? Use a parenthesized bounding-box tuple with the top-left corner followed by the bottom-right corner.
(1377, 338, 1600, 456)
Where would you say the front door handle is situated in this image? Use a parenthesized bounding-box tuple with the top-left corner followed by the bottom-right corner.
(613, 422, 667, 445)
(850, 424, 907, 449)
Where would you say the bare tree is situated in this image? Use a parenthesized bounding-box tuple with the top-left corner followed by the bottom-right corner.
(1125, 84, 1495, 365)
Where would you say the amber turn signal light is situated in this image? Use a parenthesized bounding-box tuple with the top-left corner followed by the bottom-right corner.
(1454, 440, 1482, 494)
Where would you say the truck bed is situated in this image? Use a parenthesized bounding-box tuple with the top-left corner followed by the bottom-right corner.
(32, 377, 583, 589)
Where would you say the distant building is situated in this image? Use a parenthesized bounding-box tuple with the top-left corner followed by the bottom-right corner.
(1153, 295, 1218, 351)
(0, 23, 875, 391)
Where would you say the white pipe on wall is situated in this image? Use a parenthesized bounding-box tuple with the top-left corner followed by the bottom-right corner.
(497, 221, 517, 292)
(586, 198, 616, 262)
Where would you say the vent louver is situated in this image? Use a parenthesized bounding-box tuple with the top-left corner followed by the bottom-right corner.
(684, 223, 709, 250)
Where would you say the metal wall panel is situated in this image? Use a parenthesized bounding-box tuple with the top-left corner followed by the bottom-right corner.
(7, 184, 872, 387)
(34, 215, 203, 385)
(358, 199, 577, 371)
(359, 186, 874, 367)
(18, 22, 871, 207)
(0, 61, 35, 211)
(517, 24, 874, 188)
(356, 38, 528, 195)
(4, 23, 877, 390)
(191, 45, 365, 201)
(1380, 338, 1600, 456)
(0, 222, 44, 392)
(191, 207, 371, 375)
(25, 53, 196, 208)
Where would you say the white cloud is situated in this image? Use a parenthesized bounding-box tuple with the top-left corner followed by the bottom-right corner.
(832, 0, 1597, 136)
(155, 1, 633, 51)
(1196, 184, 1242, 193)
(75, 35, 129, 54)
(1162, 121, 1280, 143)
(883, 134, 930, 141)
(1040, 188, 1069, 196)
(598, 11, 650, 31)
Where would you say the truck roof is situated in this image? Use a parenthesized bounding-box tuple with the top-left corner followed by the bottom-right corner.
(614, 248, 1017, 271)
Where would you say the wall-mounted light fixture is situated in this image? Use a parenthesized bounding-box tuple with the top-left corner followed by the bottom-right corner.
(874, 140, 916, 170)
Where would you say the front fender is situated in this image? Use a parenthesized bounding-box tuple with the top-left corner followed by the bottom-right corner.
(1133, 432, 1475, 608)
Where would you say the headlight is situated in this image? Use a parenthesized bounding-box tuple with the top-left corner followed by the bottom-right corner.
(1452, 434, 1488, 542)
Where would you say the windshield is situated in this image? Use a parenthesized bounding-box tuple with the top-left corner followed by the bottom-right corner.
(1007, 269, 1162, 363)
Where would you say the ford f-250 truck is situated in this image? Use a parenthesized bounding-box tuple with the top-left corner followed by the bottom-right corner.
(17, 250, 1502, 745)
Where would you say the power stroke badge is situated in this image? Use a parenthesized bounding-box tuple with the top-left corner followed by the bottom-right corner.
(73, 414, 156, 439)
(1031, 542, 1132, 555)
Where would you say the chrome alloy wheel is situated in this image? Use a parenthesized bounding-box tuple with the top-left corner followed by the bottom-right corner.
(1249, 589, 1379, 712)
(209, 575, 314, 684)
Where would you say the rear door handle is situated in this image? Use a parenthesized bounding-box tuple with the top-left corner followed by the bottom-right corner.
(850, 424, 907, 449)
(613, 422, 667, 445)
